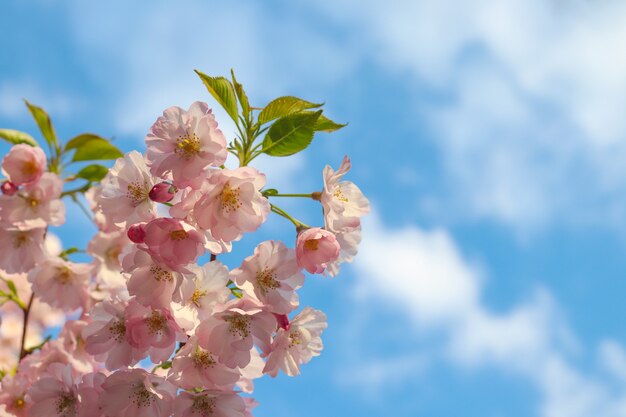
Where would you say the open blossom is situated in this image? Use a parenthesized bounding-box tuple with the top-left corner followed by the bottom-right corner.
(145, 101, 227, 188)
(87, 230, 130, 289)
(1, 144, 46, 185)
(232, 240, 304, 314)
(175, 261, 230, 330)
(192, 167, 270, 243)
(83, 299, 142, 370)
(76, 372, 106, 417)
(125, 299, 187, 363)
(296, 228, 340, 274)
(0, 374, 30, 417)
(99, 369, 176, 417)
(263, 307, 327, 377)
(0, 173, 65, 228)
(321, 155, 370, 231)
(326, 224, 362, 277)
(26, 363, 79, 417)
(0, 227, 46, 273)
(168, 337, 240, 390)
(173, 390, 250, 417)
(124, 247, 182, 308)
(196, 298, 276, 369)
(98, 151, 157, 226)
(141, 217, 205, 271)
(28, 257, 92, 311)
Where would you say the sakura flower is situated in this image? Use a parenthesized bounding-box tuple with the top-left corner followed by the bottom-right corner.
(126, 222, 146, 243)
(192, 167, 270, 243)
(175, 261, 230, 330)
(196, 298, 276, 368)
(26, 363, 79, 417)
(98, 151, 157, 226)
(83, 299, 142, 370)
(0, 374, 30, 417)
(0, 227, 46, 273)
(141, 217, 205, 271)
(125, 299, 187, 363)
(28, 257, 92, 311)
(1, 181, 18, 196)
(87, 230, 130, 289)
(263, 307, 327, 377)
(124, 247, 182, 308)
(232, 240, 304, 314)
(168, 337, 240, 390)
(326, 224, 362, 277)
(320, 156, 370, 232)
(76, 372, 105, 417)
(173, 390, 249, 417)
(0, 173, 65, 229)
(149, 182, 177, 203)
(85, 186, 119, 232)
(98, 368, 176, 417)
(295, 227, 340, 274)
(145, 101, 227, 188)
(1, 144, 46, 185)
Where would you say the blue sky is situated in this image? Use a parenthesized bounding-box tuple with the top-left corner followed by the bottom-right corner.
(3, 0, 626, 416)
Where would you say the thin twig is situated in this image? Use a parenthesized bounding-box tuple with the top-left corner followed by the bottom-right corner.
(19, 294, 34, 360)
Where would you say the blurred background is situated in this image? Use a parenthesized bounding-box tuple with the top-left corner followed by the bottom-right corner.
(3, 0, 626, 416)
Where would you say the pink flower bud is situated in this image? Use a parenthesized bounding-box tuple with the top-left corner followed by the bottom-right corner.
(127, 223, 146, 243)
(149, 182, 177, 203)
(1, 181, 17, 196)
(1, 144, 46, 185)
(273, 313, 290, 330)
(296, 227, 341, 274)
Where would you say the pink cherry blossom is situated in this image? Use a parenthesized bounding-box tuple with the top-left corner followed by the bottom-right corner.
(296, 227, 340, 274)
(141, 217, 205, 271)
(168, 337, 240, 390)
(124, 247, 182, 308)
(263, 307, 327, 377)
(1, 144, 46, 185)
(326, 224, 362, 277)
(83, 299, 143, 370)
(321, 155, 370, 231)
(174, 261, 230, 330)
(0, 173, 65, 229)
(232, 240, 304, 314)
(145, 101, 227, 188)
(76, 372, 105, 417)
(0, 227, 46, 273)
(173, 390, 249, 417)
(87, 230, 131, 290)
(192, 167, 270, 243)
(26, 363, 79, 417)
(28, 257, 92, 311)
(0, 374, 30, 417)
(124, 299, 187, 363)
(98, 368, 176, 417)
(149, 182, 177, 203)
(196, 298, 276, 368)
(98, 151, 157, 227)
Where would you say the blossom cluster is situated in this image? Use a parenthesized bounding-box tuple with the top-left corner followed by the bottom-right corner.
(0, 76, 369, 417)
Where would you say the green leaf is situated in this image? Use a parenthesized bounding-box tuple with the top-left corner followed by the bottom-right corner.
(258, 96, 322, 125)
(231, 69, 250, 117)
(69, 137, 123, 162)
(195, 70, 239, 124)
(76, 164, 108, 181)
(315, 114, 347, 132)
(262, 110, 322, 157)
(0, 129, 38, 147)
(6, 280, 17, 296)
(24, 100, 58, 150)
(262, 188, 279, 197)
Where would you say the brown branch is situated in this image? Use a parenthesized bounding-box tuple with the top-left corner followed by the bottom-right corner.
(19, 294, 34, 360)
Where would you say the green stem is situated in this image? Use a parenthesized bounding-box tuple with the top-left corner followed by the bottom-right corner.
(267, 193, 314, 198)
(61, 182, 91, 198)
(270, 204, 309, 228)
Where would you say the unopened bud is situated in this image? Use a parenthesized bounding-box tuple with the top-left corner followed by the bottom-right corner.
(1, 181, 18, 196)
(127, 223, 146, 243)
(273, 313, 290, 331)
(149, 182, 177, 203)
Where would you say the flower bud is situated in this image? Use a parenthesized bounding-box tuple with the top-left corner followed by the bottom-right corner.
(127, 223, 146, 243)
(273, 313, 290, 331)
(1, 181, 18, 196)
(149, 182, 177, 203)
(296, 227, 341, 274)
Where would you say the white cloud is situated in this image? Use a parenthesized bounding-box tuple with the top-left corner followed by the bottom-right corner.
(349, 214, 626, 416)
(0, 80, 78, 120)
(311, 0, 626, 232)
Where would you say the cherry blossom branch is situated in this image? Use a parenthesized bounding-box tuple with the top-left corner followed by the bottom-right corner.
(19, 294, 34, 360)
(267, 193, 314, 198)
